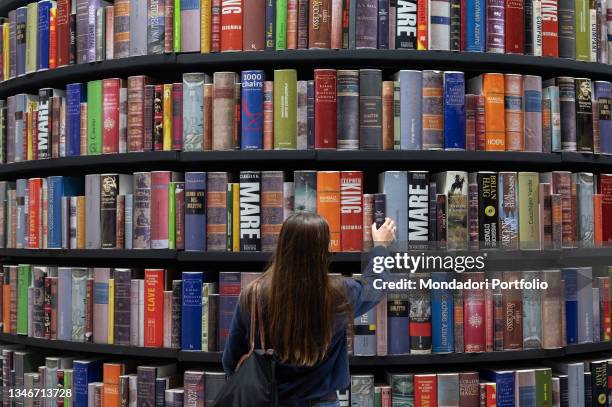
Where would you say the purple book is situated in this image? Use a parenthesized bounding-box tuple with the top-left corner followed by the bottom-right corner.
(594, 81, 612, 154)
(76, 0, 99, 63)
(356, 0, 378, 48)
(486, 0, 505, 52)
(219, 272, 241, 350)
(8, 10, 16, 79)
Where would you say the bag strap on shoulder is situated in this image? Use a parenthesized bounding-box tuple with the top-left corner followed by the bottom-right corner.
(235, 281, 267, 371)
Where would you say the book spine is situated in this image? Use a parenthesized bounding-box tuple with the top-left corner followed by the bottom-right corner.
(359, 69, 382, 150)
(506, 0, 525, 52)
(518, 172, 540, 250)
(273, 70, 297, 149)
(314, 69, 338, 149)
(240, 70, 265, 150)
(576, 0, 590, 59)
(397, 71, 422, 150)
(429, 0, 451, 50)
(102, 79, 121, 154)
(308, 0, 332, 48)
(100, 175, 118, 248)
(478, 173, 499, 249)
(317, 171, 341, 251)
(431, 272, 454, 353)
(498, 172, 519, 249)
(172, 84, 183, 151)
(558, 0, 576, 57)
(239, 171, 262, 251)
(294, 170, 317, 213)
(220, 0, 242, 51)
(502, 271, 523, 350)
(595, 82, 612, 154)
(57, 0, 71, 67)
(542, 0, 559, 55)
(261, 171, 284, 252)
(524, 75, 543, 152)
(575, 78, 594, 152)
(182, 73, 206, 151)
(504, 74, 524, 151)
(287, 0, 299, 49)
(87, 80, 103, 155)
(181, 272, 203, 350)
(264, 0, 275, 50)
(212, 72, 236, 150)
(355, 0, 378, 48)
(407, 172, 429, 248)
(337, 70, 360, 150)
(15, 8, 26, 76)
(354, 306, 376, 356)
(443, 72, 465, 150)
(558, 77, 577, 151)
(465, 0, 486, 50)
(416, 0, 428, 49)
(422, 71, 444, 150)
(409, 273, 432, 353)
(162, 84, 173, 150)
(207, 172, 228, 251)
(127, 76, 147, 153)
(340, 171, 363, 252)
(487, 0, 505, 52)
(382, 81, 394, 149)
(143, 269, 164, 347)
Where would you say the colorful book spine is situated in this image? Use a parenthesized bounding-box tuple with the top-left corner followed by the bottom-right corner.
(431, 272, 454, 353)
(317, 171, 341, 251)
(340, 171, 363, 252)
(239, 171, 262, 251)
(181, 272, 203, 350)
(147, 0, 166, 54)
(355, 0, 378, 48)
(207, 172, 228, 251)
(314, 69, 338, 149)
(220, 0, 241, 51)
(575, 78, 594, 152)
(273, 70, 297, 149)
(144, 269, 165, 347)
(429, 0, 451, 50)
(487, 0, 505, 52)
(542, 0, 559, 55)
(505, 0, 525, 52)
(504, 74, 524, 151)
(524, 75, 543, 152)
(240, 70, 265, 150)
(465, 0, 486, 50)
(443, 71, 466, 150)
(594, 81, 612, 154)
(422, 70, 444, 150)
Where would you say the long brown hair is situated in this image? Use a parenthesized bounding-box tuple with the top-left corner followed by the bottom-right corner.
(242, 213, 351, 367)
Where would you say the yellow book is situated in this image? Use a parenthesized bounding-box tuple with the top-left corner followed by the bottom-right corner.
(162, 84, 172, 151)
(77, 196, 86, 248)
(108, 278, 115, 344)
(232, 183, 240, 252)
(3, 23, 9, 79)
(27, 100, 38, 160)
(25, 2, 38, 74)
(200, 0, 212, 54)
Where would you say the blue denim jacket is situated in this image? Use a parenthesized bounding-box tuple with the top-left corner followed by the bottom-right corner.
(222, 245, 391, 407)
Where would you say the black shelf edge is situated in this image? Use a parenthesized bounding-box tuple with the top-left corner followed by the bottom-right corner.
(0, 151, 179, 179)
(0, 249, 177, 260)
(177, 251, 360, 263)
(0, 54, 177, 98)
(1, 332, 610, 365)
(177, 50, 612, 80)
(181, 150, 316, 162)
(0, 333, 180, 358)
(316, 150, 561, 164)
(2, 50, 612, 99)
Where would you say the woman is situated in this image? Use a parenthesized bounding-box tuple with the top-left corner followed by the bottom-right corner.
(222, 213, 396, 407)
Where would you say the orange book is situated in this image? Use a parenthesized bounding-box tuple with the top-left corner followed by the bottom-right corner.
(316, 171, 341, 252)
(468, 74, 506, 151)
(77, 196, 86, 249)
(503, 74, 524, 151)
(103, 363, 125, 407)
(594, 193, 603, 247)
(28, 178, 43, 249)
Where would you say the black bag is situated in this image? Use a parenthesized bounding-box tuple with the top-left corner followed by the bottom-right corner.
(211, 283, 279, 407)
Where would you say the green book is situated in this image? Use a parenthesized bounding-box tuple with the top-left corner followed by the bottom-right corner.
(169, 182, 176, 249)
(374, 387, 382, 407)
(174, 0, 181, 52)
(64, 369, 73, 407)
(87, 80, 103, 155)
(535, 368, 553, 406)
(575, 0, 590, 61)
(273, 69, 297, 149)
(16, 264, 31, 335)
(275, 0, 287, 50)
(518, 172, 540, 250)
(25, 2, 38, 74)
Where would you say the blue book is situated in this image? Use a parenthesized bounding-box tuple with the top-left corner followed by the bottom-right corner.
(47, 176, 83, 249)
(181, 272, 203, 350)
(431, 272, 454, 353)
(443, 71, 466, 150)
(576, 267, 593, 344)
(37, 0, 52, 71)
(184, 172, 207, 251)
(387, 275, 410, 355)
(66, 83, 86, 157)
(73, 359, 102, 407)
(561, 268, 578, 344)
(377, 0, 389, 49)
(594, 81, 612, 154)
(465, 0, 485, 51)
(241, 70, 265, 150)
(392, 70, 422, 150)
(482, 369, 515, 407)
(307, 80, 314, 149)
(15, 7, 27, 76)
(265, 0, 276, 51)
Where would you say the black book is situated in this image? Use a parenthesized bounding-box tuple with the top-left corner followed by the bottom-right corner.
(239, 171, 261, 252)
(395, 0, 417, 49)
(113, 269, 132, 346)
(359, 69, 383, 150)
(171, 280, 182, 349)
(575, 78, 594, 152)
(558, 0, 576, 58)
(407, 171, 429, 249)
(100, 174, 119, 249)
(373, 193, 386, 228)
(591, 360, 608, 406)
(477, 172, 499, 249)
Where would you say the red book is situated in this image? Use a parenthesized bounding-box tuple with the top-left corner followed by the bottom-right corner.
(243, 0, 265, 50)
(414, 375, 437, 406)
(463, 272, 485, 352)
(600, 174, 612, 243)
(314, 69, 337, 149)
(505, 0, 525, 53)
(480, 383, 497, 407)
(144, 269, 165, 348)
(49, 7, 57, 69)
(172, 83, 183, 151)
(127, 76, 150, 152)
(28, 178, 43, 249)
(597, 277, 611, 340)
(484, 288, 493, 352)
(220, 0, 243, 52)
(460, 0, 467, 50)
(211, 0, 222, 52)
(151, 171, 172, 249)
(541, 0, 559, 56)
(340, 171, 363, 252)
(56, 0, 71, 67)
(102, 78, 124, 154)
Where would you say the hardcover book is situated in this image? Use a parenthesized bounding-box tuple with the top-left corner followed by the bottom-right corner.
(239, 171, 262, 252)
(422, 70, 444, 150)
(337, 70, 360, 150)
(317, 171, 341, 252)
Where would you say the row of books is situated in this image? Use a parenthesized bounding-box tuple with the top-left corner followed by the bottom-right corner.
(0, 170, 610, 253)
(349, 358, 607, 407)
(2, 70, 611, 164)
(0, 265, 610, 355)
(0, 349, 606, 407)
(0, 0, 610, 84)
(0, 348, 227, 407)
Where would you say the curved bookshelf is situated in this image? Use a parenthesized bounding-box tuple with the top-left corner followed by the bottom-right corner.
(0, 151, 611, 180)
(1, 332, 611, 366)
(1, 248, 611, 269)
(2, 50, 612, 98)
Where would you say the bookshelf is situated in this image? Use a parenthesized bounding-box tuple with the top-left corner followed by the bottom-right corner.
(0, 0, 28, 18)
(0, 151, 611, 180)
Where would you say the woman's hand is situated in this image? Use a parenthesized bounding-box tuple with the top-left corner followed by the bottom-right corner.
(371, 218, 396, 247)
